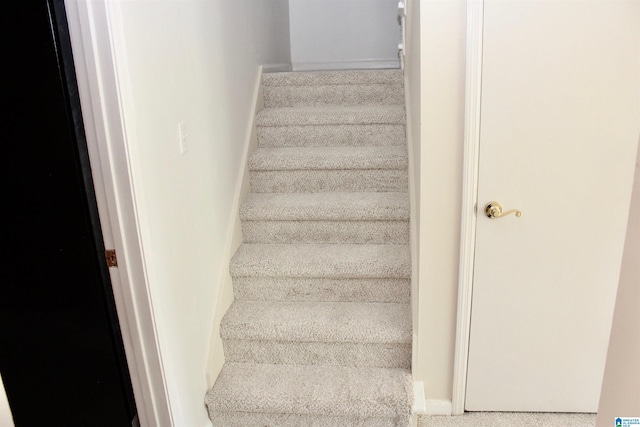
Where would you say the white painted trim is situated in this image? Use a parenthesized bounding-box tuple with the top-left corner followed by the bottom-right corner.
(413, 381, 427, 414)
(292, 59, 401, 71)
(262, 63, 292, 73)
(63, 2, 147, 422)
(452, 0, 484, 416)
(425, 399, 453, 416)
(64, 1, 172, 426)
(205, 65, 265, 387)
(403, 64, 420, 375)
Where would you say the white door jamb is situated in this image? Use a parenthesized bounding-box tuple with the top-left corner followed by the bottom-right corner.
(64, 1, 172, 426)
(452, 0, 484, 416)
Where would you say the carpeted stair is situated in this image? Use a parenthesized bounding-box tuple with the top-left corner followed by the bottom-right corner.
(206, 69, 412, 426)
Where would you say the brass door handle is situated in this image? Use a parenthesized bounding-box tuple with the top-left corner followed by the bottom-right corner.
(485, 201, 522, 219)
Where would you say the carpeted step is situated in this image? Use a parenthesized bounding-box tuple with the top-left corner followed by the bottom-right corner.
(262, 70, 404, 87)
(262, 69, 404, 110)
(221, 300, 411, 368)
(257, 123, 406, 148)
(257, 102, 406, 149)
(230, 243, 411, 279)
(248, 146, 407, 172)
(249, 146, 407, 170)
(240, 192, 410, 221)
(249, 146, 408, 193)
(205, 362, 412, 427)
(256, 105, 405, 127)
(232, 277, 410, 303)
(264, 84, 404, 108)
(207, 69, 413, 427)
(240, 192, 409, 244)
(240, 221, 409, 243)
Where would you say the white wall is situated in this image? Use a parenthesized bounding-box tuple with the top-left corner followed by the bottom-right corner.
(397, 0, 467, 406)
(289, 0, 401, 70)
(114, 1, 290, 426)
(415, 0, 467, 401)
(596, 141, 640, 425)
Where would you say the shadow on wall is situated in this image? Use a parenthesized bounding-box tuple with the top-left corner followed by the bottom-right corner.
(596, 139, 640, 425)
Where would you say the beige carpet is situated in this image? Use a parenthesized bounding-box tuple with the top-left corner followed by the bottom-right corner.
(206, 69, 413, 426)
(418, 413, 596, 427)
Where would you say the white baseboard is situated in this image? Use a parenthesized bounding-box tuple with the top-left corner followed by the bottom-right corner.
(292, 59, 401, 71)
(413, 381, 427, 414)
(205, 64, 265, 389)
(414, 384, 453, 417)
(425, 399, 453, 416)
(262, 63, 292, 73)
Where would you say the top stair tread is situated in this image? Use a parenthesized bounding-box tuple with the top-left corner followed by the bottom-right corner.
(256, 105, 406, 126)
(262, 69, 404, 87)
(206, 362, 412, 418)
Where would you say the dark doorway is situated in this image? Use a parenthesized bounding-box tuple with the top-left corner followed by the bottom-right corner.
(1, 1, 137, 426)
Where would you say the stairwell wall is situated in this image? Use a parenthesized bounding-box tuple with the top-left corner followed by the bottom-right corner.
(412, 0, 467, 405)
(288, 0, 401, 70)
(113, 2, 290, 426)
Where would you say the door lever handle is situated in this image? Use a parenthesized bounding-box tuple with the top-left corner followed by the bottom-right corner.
(485, 201, 522, 219)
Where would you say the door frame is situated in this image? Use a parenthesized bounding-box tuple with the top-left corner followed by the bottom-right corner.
(452, 0, 484, 416)
(64, 1, 172, 425)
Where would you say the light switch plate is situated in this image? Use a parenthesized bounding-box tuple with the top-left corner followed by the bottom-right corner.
(178, 121, 188, 154)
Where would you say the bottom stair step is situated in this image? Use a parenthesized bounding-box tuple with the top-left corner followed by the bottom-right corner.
(206, 362, 412, 427)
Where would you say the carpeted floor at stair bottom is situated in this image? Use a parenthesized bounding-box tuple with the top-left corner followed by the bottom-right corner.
(205, 69, 413, 427)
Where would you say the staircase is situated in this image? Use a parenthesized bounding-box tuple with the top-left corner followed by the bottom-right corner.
(205, 69, 413, 426)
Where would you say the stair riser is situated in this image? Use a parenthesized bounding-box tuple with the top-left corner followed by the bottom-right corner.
(263, 70, 404, 87)
(241, 220, 409, 244)
(210, 412, 410, 427)
(250, 170, 409, 193)
(223, 340, 411, 369)
(256, 108, 405, 127)
(230, 244, 411, 279)
(232, 277, 410, 303)
(257, 124, 406, 147)
(263, 84, 404, 108)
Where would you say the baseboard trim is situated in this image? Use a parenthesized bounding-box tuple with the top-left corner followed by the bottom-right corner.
(262, 62, 292, 73)
(292, 59, 401, 71)
(424, 399, 453, 416)
(205, 64, 264, 388)
(415, 385, 453, 416)
(413, 381, 427, 414)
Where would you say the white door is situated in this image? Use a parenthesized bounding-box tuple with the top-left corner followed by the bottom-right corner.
(465, 0, 640, 412)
